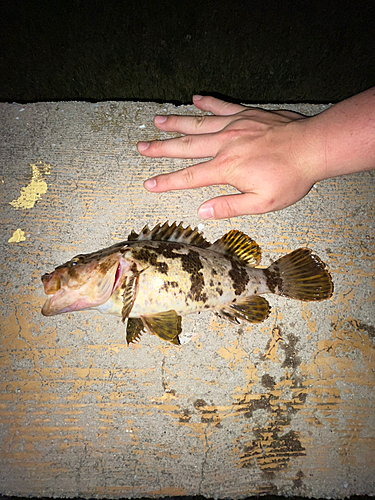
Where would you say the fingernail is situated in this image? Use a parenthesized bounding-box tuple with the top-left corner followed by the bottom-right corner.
(193, 95, 203, 101)
(138, 142, 150, 152)
(154, 115, 167, 124)
(198, 204, 214, 219)
(144, 178, 157, 190)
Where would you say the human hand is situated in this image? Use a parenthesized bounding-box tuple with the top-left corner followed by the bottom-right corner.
(137, 95, 321, 219)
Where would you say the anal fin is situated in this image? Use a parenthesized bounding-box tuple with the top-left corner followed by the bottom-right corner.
(218, 296, 270, 324)
(141, 310, 182, 345)
(214, 310, 240, 325)
(126, 317, 145, 345)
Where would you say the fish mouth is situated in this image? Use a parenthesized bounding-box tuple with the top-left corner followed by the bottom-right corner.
(41, 288, 72, 316)
(41, 259, 124, 316)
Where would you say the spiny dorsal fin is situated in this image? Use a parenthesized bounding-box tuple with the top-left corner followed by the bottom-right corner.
(210, 230, 261, 267)
(128, 221, 210, 249)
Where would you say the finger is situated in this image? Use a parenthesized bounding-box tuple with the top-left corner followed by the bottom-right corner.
(197, 192, 275, 219)
(144, 159, 222, 192)
(192, 95, 246, 116)
(138, 132, 222, 159)
(153, 113, 236, 135)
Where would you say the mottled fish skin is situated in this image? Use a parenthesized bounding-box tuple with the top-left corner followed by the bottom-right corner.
(100, 239, 268, 318)
(41, 222, 334, 345)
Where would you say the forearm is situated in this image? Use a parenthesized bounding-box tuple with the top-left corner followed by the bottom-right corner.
(298, 87, 375, 181)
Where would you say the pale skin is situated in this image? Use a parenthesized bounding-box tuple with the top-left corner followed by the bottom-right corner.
(137, 87, 375, 219)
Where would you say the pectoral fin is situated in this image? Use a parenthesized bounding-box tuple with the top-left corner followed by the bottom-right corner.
(218, 296, 270, 324)
(121, 275, 138, 322)
(141, 310, 182, 345)
(126, 317, 145, 345)
(121, 271, 143, 322)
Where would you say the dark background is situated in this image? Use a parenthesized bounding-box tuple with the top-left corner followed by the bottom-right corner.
(1, 0, 375, 104)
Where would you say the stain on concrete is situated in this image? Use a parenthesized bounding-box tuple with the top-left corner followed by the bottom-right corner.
(293, 469, 305, 490)
(236, 392, 306, 476)
(8, 228, 26, 243)
(194, 399, 222, 427)
(354, 319, 375, 340)
(261, 374, 276, 390)
(9, 161, 52, 209)
(178, 408, 191, 423)
(280, 333, 301, 369)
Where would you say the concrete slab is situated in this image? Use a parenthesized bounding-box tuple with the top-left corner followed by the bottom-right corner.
(0, 100, 374, 499)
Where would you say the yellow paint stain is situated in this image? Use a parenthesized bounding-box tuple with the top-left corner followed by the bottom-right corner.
(151, 392, 181, 414)
(216, 339, 248, 366)
(8, 228, 26, 243)
(262, 324, 283, 363)
(9, 161, 52, 209)
(178, 421, 215, 450)
(216, 339, 258, 386)
(298, 314, 375, 468)
(301, 304, 318, 333)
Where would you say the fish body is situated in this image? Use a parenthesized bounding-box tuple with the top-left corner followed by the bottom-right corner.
(41, 222, 333, 345)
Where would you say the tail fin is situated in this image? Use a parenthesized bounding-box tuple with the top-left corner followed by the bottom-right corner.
(265, 248, 333, 301)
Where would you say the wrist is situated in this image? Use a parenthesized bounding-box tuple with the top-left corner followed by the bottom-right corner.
(296, 90, 375, 180)
(286, 118, 327, 185)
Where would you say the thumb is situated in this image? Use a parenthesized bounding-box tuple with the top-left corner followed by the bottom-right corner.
(198, 193, 269, 219)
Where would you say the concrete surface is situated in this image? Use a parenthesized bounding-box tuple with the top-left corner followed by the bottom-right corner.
(0, 100, 374, 499)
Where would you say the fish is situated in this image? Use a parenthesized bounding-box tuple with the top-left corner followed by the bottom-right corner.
(41, 221, 334, 345)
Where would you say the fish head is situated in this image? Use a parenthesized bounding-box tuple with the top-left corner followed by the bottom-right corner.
(41, 247, 132, 316)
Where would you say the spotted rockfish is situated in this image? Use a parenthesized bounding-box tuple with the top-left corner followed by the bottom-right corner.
(41, 222, 333, 345)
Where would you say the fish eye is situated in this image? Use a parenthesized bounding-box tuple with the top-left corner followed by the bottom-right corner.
(70, 257, 81, 267)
